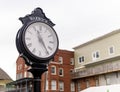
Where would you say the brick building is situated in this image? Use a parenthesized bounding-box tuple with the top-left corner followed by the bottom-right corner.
(8, 49, 74, 92)
(42, 49, 75, 92)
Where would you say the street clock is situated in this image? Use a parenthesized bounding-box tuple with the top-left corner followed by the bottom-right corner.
(16, 8, 59, 64)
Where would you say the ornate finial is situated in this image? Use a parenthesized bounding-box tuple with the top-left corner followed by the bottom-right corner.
(31, 8, 44, 17)
(19, 7, 55, 26)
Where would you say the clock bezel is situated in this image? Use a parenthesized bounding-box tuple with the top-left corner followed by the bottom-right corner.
(20, 21, 59, 63)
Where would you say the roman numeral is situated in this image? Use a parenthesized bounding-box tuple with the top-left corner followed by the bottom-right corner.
(27, 31, 32, 34)
(33, 26, 37, 31)
(48, 35, 52, 38)
(39, 26, 42, 31)
(49, 41, 54, 44)
(45, 51, 49, 55)
(32, 48, 36, 53)
(48, 46, 52, 51)
(39, 51, 41, 56)
(26, 37, 31, 40)
(27, 43, 32, 48)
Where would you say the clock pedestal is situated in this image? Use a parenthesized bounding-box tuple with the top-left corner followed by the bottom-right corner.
(28, 63, 48, 92)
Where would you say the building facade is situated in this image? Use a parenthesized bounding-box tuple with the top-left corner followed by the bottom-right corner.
(72, 29, 120, 91)
(14, 49, 74, 92)
(43, 49, 74, 92)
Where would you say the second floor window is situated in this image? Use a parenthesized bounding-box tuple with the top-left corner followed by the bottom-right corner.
(78, 56, 84, 63)
(92, 51, 100, 60)
(109, 46, 114, 55)
(59, 68, 64, 76)
(70, 58, 74, 65)
(51, 66, 56, 75)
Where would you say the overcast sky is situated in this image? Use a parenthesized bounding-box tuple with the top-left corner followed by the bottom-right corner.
(1, 0, 120, 80)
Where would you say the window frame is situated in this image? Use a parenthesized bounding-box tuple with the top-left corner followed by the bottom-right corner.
(92, 50, 100, 60)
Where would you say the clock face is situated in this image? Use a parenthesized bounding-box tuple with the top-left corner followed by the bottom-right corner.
(23, 22, 58, 60)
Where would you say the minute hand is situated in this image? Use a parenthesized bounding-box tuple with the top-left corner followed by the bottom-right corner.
(37, 31, 49, 55)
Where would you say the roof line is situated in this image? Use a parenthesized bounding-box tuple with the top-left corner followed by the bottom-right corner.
(73, 29, 120, 49)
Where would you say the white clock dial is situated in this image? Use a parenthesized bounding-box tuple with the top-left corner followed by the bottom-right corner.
(23, 22, 58, 59)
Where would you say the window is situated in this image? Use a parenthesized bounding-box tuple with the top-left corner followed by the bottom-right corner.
(92, 51, 100, 60)
(77, 82, 81, 92)
(108, 46, 114, 55)
(59, 81, 64, 91)
(70, 58, 74, 65)
(86, 80, 89, 88)
(51, 66, 56, 75)
(59, 57, 63, 64)
(70, 69, 74, 73)
(106, 78, 110, 85)
(51, 80, 56, 90)
(71, 82, 75, 91)
(78, 56, 84, 63)
(59, 68, 64, 76)
(95, 79, 99, 86)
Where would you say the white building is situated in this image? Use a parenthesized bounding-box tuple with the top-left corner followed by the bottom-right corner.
(72, 29, 120, 91)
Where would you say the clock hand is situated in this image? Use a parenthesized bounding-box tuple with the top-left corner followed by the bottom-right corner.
(37, 31, 49, 55)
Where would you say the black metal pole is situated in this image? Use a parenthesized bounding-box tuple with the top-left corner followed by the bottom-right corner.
(28, 63, 48, 92)
(33, 73, 41, 92)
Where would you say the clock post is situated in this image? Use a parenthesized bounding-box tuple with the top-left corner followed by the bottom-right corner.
(16, 8, 59, 92)
(28, 63, 48, 92)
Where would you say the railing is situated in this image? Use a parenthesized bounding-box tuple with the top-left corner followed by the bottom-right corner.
(6, 87, 32, 92)
(72, 60, 120, 79)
